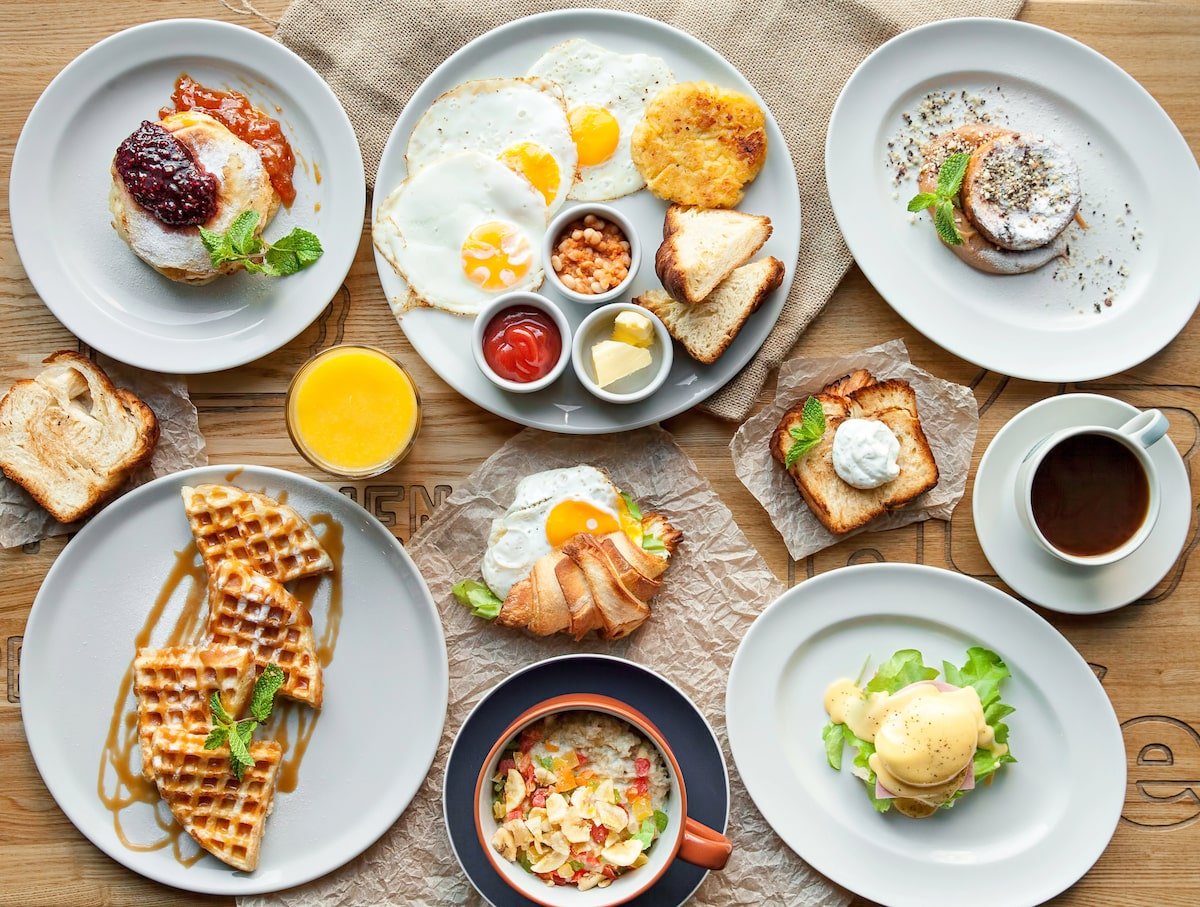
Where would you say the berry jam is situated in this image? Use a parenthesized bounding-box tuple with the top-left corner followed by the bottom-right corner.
(113, 120, 217, 227)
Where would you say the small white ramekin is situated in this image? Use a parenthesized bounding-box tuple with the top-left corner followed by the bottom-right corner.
(571, 302, 673, 405)
(471, 291, 572, 394)
(542, 203, 641, 305)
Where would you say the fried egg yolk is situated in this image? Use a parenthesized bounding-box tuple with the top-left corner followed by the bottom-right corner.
(544, 495, 645, 548)
(460, 221, 533, 290)
(568, 106, 620, 167)
(497, 142, 562, 208)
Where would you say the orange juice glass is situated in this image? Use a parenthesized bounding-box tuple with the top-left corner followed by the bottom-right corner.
(286, 345, 421, 478)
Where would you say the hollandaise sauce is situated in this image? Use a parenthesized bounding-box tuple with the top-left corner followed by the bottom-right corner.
(824, 678, 1008, 810)
(286, 345, 421, 478)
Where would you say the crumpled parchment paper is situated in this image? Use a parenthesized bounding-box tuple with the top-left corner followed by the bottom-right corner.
(242, 426, 846, 907)
(731, 340, 978, 561)
(0, 355, 206, 549)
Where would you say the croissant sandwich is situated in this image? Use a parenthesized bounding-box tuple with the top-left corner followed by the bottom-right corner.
(453, 466, 682, 640)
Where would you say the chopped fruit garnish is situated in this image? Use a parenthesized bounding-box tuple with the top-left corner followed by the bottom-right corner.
(635, 757, 651, 777)
(591, 824, 609, 845)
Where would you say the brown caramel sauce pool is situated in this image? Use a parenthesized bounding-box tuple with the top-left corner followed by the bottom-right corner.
(97, 506, 343, 865)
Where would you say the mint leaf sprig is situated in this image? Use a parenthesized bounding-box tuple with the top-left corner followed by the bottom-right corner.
(199, 210, 323, 277)
(784, 396, 827, 468)
(204, 663, 285, 780)
(907, 152, 971, 246)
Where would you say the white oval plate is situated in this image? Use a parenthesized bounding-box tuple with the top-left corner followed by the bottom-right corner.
(10, 20, 365, 374)
(20, 465, 448, 895)
(826, 18, 1200, 382)
(973, 393, 1191, 614)
(372, 9, 800, 433)
(726, 563, 1125, 907)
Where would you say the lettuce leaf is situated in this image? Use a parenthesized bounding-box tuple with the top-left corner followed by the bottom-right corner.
(864, 649, 939, 694)
(822, 647, 1016, 813)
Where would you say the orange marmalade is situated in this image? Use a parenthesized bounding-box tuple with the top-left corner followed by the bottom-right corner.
(162, 74, 297, 206)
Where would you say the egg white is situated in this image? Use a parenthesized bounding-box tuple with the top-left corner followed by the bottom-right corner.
(482, 465, 623, 598)
(405, 77, 578, 215)
(373, 151, 547, 316)
(528, 39, 674, 201)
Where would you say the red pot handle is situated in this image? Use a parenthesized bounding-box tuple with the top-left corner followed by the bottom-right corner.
(678, 816, 732, 870)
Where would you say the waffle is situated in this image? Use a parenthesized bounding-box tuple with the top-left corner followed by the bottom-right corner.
(181, 484, 334, 583)
(207, 558, 323, 707)
(150, 726, 282, 872)
(133, 645, 254, 780)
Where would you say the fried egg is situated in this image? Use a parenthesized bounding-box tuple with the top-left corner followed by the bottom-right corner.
(405, 77, 579, 215)
(528, 39, 674, 201)
(482, 465, 642, 597)
(373, 151, 547, 315)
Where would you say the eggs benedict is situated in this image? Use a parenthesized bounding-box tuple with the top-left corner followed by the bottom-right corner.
(822, 648, 1015, 817)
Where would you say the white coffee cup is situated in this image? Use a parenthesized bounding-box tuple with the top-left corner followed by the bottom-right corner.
(1014, 408, 1168, 566)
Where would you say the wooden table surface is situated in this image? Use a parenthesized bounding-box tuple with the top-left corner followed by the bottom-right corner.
(2, 1, 1198, 904)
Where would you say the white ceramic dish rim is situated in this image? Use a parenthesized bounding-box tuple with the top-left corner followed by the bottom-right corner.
(444, 653, 730, 907)
(9, 18, 365, 374)
(825, 16, 1200, 382)
(725, 562, 1126, 907)
(19, 464, 448, 895)
(542, 203, 642, 305)
(571, 302, 673, 404)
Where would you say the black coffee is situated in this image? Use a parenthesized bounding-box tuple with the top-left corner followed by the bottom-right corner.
(1030, 433, 1150, 557)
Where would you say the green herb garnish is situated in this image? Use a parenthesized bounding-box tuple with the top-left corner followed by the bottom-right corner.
(784, 396, 827, 468)
(198, 210, 323, 277)
(453, 579, 504, 619)
(204, 663, 285, 781)
(907, 152, 970, 246)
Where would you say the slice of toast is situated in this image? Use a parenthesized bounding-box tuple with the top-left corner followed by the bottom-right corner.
(636, 257, 785, 364)
(655, 205, 772, 304)
(770, 374, 939, 534)
(0, 351, 159, 523)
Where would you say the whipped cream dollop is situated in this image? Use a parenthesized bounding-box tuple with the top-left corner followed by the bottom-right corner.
(832, 419, 901, 490)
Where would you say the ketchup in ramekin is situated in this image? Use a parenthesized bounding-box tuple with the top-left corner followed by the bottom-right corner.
(482, 307, 563, 383)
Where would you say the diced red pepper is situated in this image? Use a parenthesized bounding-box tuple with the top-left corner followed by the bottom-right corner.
(531, 787, 550, 808)
(590, 824, 609, 845)
(518, 728, 542, 753)
(634, 757, 651, 778)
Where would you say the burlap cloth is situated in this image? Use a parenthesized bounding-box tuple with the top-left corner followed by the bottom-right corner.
(266, 0, 1022, 421)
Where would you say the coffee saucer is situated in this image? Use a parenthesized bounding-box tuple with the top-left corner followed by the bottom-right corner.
(973, 393, 1191, 614)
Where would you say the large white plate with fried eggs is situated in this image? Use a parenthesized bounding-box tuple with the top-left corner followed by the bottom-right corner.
(726, 563, 1125, 907)
(372, 9, 801, 434)
(10, 19, 364, 374)
(827, 17, 1200, 383)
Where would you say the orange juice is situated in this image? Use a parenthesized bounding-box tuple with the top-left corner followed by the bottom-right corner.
(286, 345, 421, 477)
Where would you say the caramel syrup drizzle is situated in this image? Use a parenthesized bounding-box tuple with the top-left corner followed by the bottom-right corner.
(96, 503, 344, 866)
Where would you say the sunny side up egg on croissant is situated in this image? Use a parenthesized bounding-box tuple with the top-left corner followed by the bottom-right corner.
(453, 465, 682, 640)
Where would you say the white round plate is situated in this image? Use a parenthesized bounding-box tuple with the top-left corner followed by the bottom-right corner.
(826, 18, 1200, 382)
(10, 19, 365, 374)
(726, 563, 1125, 907)
(372, 9, 800, 433)
(20, 465, 448, 895)
(974, 393, 1190, 614)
